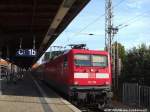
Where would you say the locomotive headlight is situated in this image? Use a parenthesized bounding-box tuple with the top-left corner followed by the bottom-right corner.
(74, 81, 78, 85)
(91, 69, 94, 72)
(105, 81, 110, 85)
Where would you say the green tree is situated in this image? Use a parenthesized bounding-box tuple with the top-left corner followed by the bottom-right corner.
(112, 41, 126, 63)
(122, 43, 150, 85)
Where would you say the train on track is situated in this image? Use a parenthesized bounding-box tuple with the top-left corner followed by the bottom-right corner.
(33, 44, 112, 108)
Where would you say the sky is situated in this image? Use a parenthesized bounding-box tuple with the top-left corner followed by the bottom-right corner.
(38, 0, 150, 63)
(51, 0, 150, 50)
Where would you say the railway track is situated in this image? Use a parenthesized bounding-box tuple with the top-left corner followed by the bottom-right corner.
(41, 81, 105, 112)
(77, 101, 149, 112)
(73, 103, 106, 112)
(41, 80, 148, 112)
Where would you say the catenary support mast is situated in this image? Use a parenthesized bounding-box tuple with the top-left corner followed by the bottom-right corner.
(105, 0, 113, 56)
(105, 0, 119, 91)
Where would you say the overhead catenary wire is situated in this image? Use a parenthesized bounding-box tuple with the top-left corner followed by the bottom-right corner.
(63, 0, 138, 48)
(117, 10, 150, 30)
(62, 0, 126, 49)
(113, 0, 126, 8)
(76, 0, 150, 35)
(74, 0, 126, 35)
(74, 0, 150, 36)
(74, 13, 105, 35)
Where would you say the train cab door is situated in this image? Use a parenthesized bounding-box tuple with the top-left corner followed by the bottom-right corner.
(63, 56, 68, 84)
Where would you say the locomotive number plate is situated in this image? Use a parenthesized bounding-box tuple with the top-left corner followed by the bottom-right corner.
(88, 73, 96, 78)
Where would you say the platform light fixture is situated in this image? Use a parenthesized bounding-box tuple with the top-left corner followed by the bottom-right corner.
(19, 38, 22, 49)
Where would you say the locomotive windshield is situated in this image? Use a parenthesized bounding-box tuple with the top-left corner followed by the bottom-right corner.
(91, 55, 107, 67)
(74, 54, 108, 67)
(74, 54, 91, 66)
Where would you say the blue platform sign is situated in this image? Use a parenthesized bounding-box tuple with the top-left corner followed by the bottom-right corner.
(16, 49, 37, 57)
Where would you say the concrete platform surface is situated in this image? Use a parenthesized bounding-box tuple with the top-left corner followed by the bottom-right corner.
(0, 72, 81, 112)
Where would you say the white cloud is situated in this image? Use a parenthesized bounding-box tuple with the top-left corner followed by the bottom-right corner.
(126, 0, 150, 9)
(127, 1, 142, 9)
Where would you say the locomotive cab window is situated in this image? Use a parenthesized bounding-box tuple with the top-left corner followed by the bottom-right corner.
(91, 55, 108, 67)
(74, 54, 91, 66)
(74, 54, 108, 67)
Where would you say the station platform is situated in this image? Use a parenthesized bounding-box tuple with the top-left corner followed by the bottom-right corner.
(0, 72, 81, 112)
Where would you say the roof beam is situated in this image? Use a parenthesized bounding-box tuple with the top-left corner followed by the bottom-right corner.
(38, 0, 76, 53)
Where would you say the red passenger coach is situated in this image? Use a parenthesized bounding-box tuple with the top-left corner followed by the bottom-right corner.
(34, 46, 112, 107)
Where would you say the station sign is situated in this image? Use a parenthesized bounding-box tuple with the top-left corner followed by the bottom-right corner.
(16, 49, 37, 57)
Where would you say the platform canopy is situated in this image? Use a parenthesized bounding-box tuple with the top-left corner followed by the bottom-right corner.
(0, 0, 90, 68)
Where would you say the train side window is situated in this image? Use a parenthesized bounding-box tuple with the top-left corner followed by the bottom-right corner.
(64, 57, 68, 67)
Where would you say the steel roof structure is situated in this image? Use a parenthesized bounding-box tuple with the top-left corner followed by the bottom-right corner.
(0, 0, 90, 68)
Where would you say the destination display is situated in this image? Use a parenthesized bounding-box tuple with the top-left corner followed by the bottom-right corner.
(16, 49, 37, 57)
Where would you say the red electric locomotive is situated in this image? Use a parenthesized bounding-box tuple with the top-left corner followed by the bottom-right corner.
(35, 45, 112, 107)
